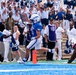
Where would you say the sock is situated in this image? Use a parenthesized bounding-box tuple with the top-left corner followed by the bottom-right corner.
(23, 58, 28, 62)
(19, 57, 22, 60)
(23, 58, 27, 62)
(13, 58, 16, 60)
(52, 49, 55, 53)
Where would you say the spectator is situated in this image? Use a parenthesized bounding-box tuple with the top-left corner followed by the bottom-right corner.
(53, 0, 60, 11)
(49, 10, 55, 20)
(55, 7, 65, 28)
(2, 8, 8, 26)
(64, 9, 73, 31)
(12, 10, 20, 25)
(41, 7, 49, 26)
(20, 0, 25, 7)
(73, 11, 76, 29)
(21, 5, 29, 19)
(46, 0, 53, 8)
(5, 12, 14, 32)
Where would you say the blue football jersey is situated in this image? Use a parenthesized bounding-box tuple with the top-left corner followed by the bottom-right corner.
(31, 22, 42, 37)
(0, 31, 2, 37)
(0, 31, 3, 42)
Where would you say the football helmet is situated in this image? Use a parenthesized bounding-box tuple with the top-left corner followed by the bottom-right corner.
(30, 14, 40, 23)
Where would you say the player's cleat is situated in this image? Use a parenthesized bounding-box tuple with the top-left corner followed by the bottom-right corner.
(18, 58, 26, 64)
(17, 58, 22, 63)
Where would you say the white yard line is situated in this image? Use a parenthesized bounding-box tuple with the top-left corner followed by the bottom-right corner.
(0, 68, 75, 72)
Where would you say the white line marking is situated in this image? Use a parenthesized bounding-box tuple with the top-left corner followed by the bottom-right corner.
(0, 68, 75, 72)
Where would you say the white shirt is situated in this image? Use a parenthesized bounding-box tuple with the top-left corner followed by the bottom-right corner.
(2, 13, 8, 22)
(31, 7, 37, 14)
(41, 10, 49, 19)
(37, 10, 41, 18)
(0, 7, 7, 15)
(18, 19, 25, 28)
(67, 28, 76, 42)
(54, 1, 60, 11)
(73, 14, 76, 22)
(12, 8, 16, 15)
(56, 27, 64, 39)
(12, 14, 20, 21)
(3, 29, 11, 42)
(22, 7, 29, 18)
